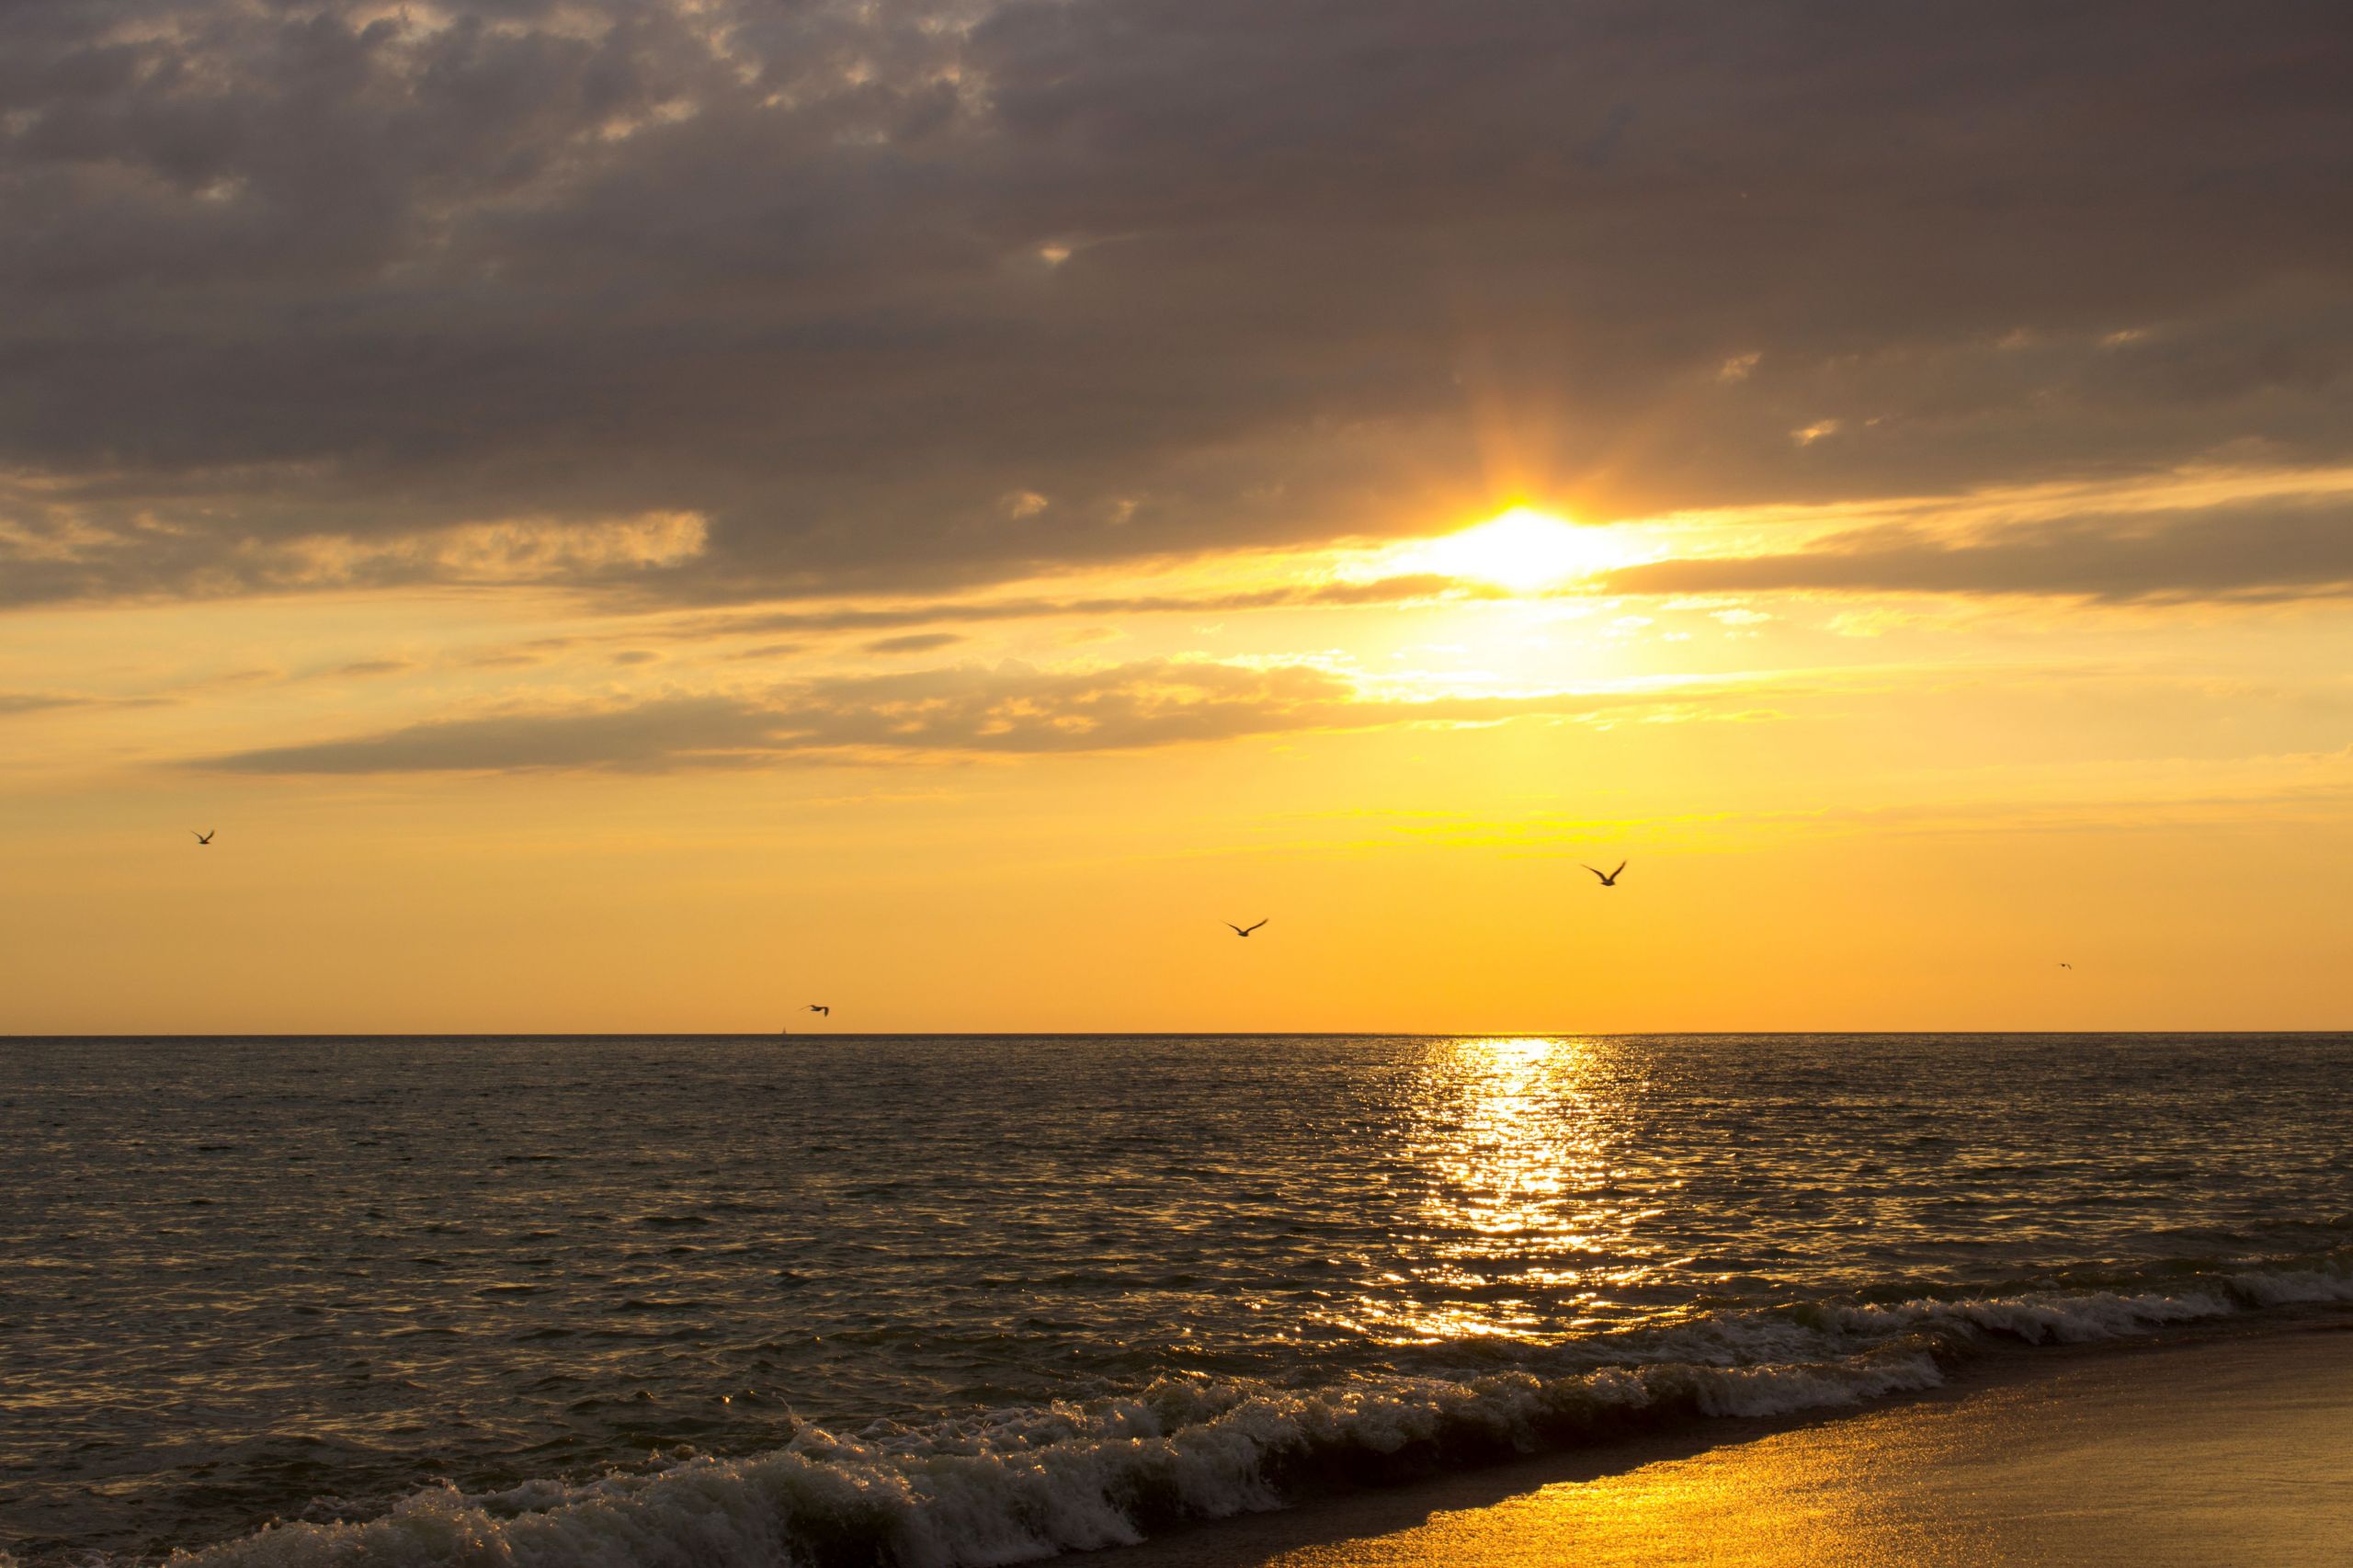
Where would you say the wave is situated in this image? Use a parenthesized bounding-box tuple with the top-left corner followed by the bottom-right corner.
(114, 1254, 2353, 1568)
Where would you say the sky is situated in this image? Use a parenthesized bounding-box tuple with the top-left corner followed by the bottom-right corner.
(3, 0, 2349, 1033)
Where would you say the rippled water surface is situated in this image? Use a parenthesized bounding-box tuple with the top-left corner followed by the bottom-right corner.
(4, 1034, 2350, 1564)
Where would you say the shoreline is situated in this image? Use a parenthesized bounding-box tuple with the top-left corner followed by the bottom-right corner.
(10, 1312, 2349, 1566)
(1096, 1315, 2353, 1567)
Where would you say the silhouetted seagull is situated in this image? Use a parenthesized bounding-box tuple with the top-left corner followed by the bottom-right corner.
(1225, 919, 1268, 937)
(1582, 861, 1626, 887)
(2059, 962, 2073, 970)
(806, 1004, 830, 1017)
(192, 830, 215, 846)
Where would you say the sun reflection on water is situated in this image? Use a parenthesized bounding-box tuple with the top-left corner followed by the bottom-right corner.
(1336, 1035, 1676, 1346)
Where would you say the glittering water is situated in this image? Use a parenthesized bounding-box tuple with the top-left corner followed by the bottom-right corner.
(4, 1034, 2349, 1565)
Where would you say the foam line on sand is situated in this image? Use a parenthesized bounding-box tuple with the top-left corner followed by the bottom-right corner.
(1100, 1324, 2353, 1568)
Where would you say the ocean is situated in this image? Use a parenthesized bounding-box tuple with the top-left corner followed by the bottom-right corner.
(4, 1033, 2349, 1566)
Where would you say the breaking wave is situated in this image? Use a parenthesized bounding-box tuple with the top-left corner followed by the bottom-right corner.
(154, 1254, 2353, 1568)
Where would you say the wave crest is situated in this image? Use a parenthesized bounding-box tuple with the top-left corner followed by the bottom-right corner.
(162, 1256, 2353, 1568)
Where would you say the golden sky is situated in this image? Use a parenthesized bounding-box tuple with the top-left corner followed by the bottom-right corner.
(3, 1, 2348, 1032)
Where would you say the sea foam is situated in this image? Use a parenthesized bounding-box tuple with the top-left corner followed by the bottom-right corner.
(158, 1256, 2352, 1568)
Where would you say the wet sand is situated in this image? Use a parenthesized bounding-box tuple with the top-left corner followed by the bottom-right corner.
(1107, 1324, 2353, 1567)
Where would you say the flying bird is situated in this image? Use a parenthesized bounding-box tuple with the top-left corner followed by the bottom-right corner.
(192, 830, 215, 846)
(806, 1004, 830, 1017)
(2059, 962, 2074, 970)
(1225, 919, 1268, 937)
(1582, 861, 1626, 887)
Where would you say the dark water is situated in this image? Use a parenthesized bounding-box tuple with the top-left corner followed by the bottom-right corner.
(4, 1034, 2350, 1566)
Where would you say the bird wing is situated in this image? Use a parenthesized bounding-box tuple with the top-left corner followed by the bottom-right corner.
(1224, 923, 1245, 934)
(1244, 919, 1267, 934)
(1581, 864, 1606, 881)
(1611, 860, 1627, 878)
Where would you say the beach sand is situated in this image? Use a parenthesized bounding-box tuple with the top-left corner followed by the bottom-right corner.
(1107, 1324, 2353, 1567)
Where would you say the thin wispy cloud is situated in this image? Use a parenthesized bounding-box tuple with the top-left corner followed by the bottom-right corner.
(197, 661, 1770, 775)
(861, 632, 970, 655)
(673, 574, 1499, 640)
(1608, 495, 2353, 604)
(0, 690, 173, 717)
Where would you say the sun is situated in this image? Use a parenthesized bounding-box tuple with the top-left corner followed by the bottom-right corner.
(1405, 507, 1636, 593)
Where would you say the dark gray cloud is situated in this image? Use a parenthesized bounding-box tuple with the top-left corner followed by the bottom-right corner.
(1605, 494, 2353, 602)
(199, 658, 1751, 772)
(5, 0, 2350, 608)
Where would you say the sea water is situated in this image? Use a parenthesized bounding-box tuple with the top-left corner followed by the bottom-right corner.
(3, 1033, 2349, 1565)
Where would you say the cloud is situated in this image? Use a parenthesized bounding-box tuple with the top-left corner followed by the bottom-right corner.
(862, 631, 968, 654)
(1604, 494, 2353, 603)
(1, 0, 2347, 608)
(198, 659, 1755, 773)
(0, 690, 170, 716)
(206, 696, 782, 774)
(0, 692, 90, 716)
(680, 574, 1496, 639)
(0, 503, 709, 606)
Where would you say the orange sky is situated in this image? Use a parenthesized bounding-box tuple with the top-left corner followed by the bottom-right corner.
(6, 488, 2349, 1033)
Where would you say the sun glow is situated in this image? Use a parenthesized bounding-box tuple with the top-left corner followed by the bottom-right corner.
(1397, 507, 1642, 593)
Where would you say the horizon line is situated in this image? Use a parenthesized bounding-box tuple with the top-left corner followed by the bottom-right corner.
(4, 1028, 2348, 1042)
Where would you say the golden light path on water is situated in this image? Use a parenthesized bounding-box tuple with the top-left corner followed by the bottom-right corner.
(1335, 1037, 1688, 1346)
